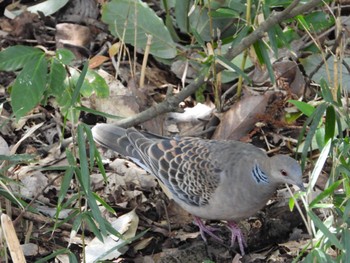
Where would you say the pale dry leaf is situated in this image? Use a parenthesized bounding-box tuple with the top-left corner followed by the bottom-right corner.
(278, 240, 308, 256)
(21, 243, 48, 257)
(250, 64, 270, 86)
(56, 253, 70, 263)
(89, 70, 140, 122)
(38, 142, 68, 167)
(165, 103, 214, 136)
(232, 253, 243, 263)
(109, 158, 157, 190)
(133, 237, 154, 251)
(11, 122, 44, 154)
(138, 255, 155, 263)
(1, 214, 26, 263)
(171, 59, 198, 81)
(36, 206, 71, 219)
(213, 94, 272, 140)
(19, 171, 49, 203)
(175, 229, 200, 241)
(246, 252, 269, 261)
(85, 209, 139, 262)
(0, 135, 9, 156)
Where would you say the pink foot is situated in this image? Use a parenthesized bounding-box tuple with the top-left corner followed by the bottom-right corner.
(193, 216, 223, 242)
(227, 221, 247, 255)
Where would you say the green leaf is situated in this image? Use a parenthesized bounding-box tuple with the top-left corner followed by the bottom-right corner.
(267, 25, 279, 57)
(11, 54, 47, 119)
(75, 106, 123, 120)
(56, 48, 75, 65)
(76, 124, 107, 236)
(69, 66, 109, 99)
(309, 179, 343, 208)
(102, 0, 176, 59)
(308, 210, 344, 250)
(84, 212, 104, 241)
(311, 248, 334, 263)
(68, 253, 78, 263)
(254, 40, 275, 83)
(315, 127, 326, 150)
(71, 61, 88, 106)
(263, 4, 278, 56)
(210, 8, 240, 18)
(48, 58, 66, 97)
(288, 100, 315, 117)
(81, 69, 109, 98)
(300, 103, 328, 166)
(23, 0, 69, 17)
(57, 165, 74, 205)
(325, 105, 336, 143)
(216, 55, 251, 83)
(300, 11, 335, 33)
(175, 0, 190, 33)
(289, 196, 295, 211)
(296, 15, 310, 31)
(0, 45, 44, 71)
(163, 0, 180, 42)
(320, 79, 334, 103)
(77, 124, 90, 192)
(35, 249, 72, 263)
(92, 192, 115, 214)
(191, 27, 206, 48)
(342, 228, 350, 263)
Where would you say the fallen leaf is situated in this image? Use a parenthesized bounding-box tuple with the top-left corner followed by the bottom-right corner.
(1, 214, 26, 262)
(213, 93, 272, 140)
(85, 209, 139, 262)
(89, 55, 110, 69)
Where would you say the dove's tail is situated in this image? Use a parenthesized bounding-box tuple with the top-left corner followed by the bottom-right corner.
(92, 124, 134, 157)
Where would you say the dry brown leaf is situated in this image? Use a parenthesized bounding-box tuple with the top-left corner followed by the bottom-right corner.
(89, 55, 110, 69)
(55, 23, 91, 47)
(213, 93, 272, 140)
(55, 23, 91, 58)
(166, 200, 192, 226)
(273, 61, 305, 96)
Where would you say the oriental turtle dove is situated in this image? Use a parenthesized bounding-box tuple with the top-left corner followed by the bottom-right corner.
(92, 124, 304, 255)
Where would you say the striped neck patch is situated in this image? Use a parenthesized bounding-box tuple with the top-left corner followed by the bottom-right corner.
(252, 162, 269, 184)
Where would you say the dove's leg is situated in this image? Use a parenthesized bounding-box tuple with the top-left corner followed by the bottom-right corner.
(193, 216, 222, 242)
(227, 221, 246, 255)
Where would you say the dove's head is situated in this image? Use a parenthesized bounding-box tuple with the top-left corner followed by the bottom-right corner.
(270, 155, 305, 191)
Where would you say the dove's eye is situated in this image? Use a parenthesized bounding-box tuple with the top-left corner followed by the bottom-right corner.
(280, 169, 288, 176)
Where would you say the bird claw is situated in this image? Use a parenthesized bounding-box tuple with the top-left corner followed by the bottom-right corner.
(194, 217, 223, 242)
(194, 217, 246, 255)
(227, 221, 247, 256)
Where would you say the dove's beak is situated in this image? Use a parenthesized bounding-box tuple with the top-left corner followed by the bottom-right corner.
(297, 182, 306, 191)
